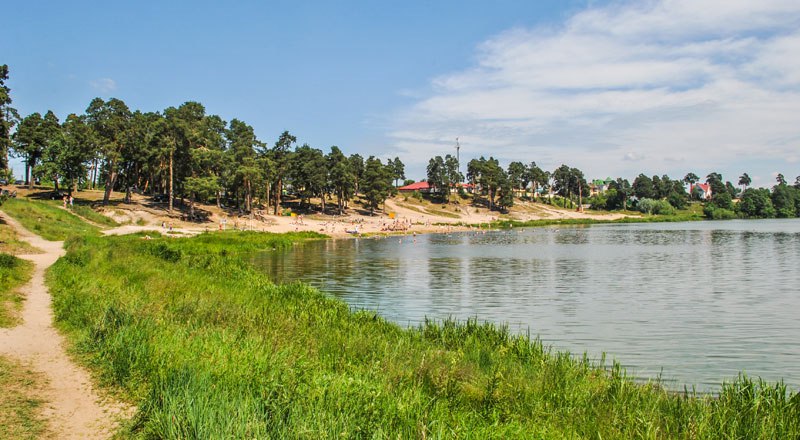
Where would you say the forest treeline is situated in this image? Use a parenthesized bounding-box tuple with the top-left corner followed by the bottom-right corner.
(1, 67, 404, 216)
(2, 64, 799, 219)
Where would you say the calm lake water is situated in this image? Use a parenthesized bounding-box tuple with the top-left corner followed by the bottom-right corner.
(251, 219, 800, 392)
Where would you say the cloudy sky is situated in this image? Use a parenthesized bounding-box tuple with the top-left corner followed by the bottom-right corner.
(4, 0, 799, 187)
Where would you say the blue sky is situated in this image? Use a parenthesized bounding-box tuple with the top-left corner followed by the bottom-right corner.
(4, 0, 799, 188)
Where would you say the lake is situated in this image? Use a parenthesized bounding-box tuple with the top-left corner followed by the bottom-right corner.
(251, 219, 800, 392)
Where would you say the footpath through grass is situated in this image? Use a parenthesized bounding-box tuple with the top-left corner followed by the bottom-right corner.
(0, 253, 34, 327)
(47, 231, 800, 439)
(1, 198, 101, 240)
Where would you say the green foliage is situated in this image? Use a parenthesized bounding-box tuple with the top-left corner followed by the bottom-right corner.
(703, 204, 736, 220)
(12, 112, 46, 185)
(46, 232, 800, 439)
(388, 157, 405, 188)
(710, 191, 733, 210)
(426, 154, 462, 202)
(771, 184, 798, 218)
(737, 188, 776, 218)
(705, 172, 726, 196)
(552, 164, 589, 206)
(636, 198, 675, 215)
(606, 179, 632, 210)
(291, 144, 327, 209)
(667, 191, 687, 210)
(0, 253, 33, 327)
(86, 97, 133, 203)
(632, 174, 655, 199)
(327, 146, 355, 214)
(507, 161, 527, 192)
(586, 192, 608, 210)
(0, 65, 19, 170)
(362, 156, 392, 213)
(496, 177, 514, 211)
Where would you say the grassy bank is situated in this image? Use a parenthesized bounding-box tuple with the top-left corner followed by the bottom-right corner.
(0, 253, 34, 327)
(1, 198, 100, 240)
(0, 356, 49, 439)
(71, 201, 121, 228)
(0, 218, 39, 255)
(47, 231, 799, 438)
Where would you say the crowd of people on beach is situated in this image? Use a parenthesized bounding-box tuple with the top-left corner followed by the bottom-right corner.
(381, 218, 412, 232)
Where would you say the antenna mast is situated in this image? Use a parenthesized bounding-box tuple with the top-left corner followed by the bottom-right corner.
(455, 137, 460, 173)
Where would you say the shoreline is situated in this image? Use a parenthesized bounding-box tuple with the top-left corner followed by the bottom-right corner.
(46, 230, 800, 437)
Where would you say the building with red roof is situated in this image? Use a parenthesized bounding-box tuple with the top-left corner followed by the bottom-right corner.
(690, 183, 712, 200)
(397, 181, 474, 194)
(397, 181, 432, 193)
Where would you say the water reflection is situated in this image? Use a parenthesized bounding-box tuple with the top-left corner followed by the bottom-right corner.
(250, 219, 800, 392)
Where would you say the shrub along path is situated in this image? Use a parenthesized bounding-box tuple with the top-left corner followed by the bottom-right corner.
(0, 211, 130, 439)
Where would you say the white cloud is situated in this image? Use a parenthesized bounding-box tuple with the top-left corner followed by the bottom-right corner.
(89, 78, 117, 93)
(390, 0, 800, 181)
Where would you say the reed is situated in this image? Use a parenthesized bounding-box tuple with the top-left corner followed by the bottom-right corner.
(47, 232, 800, 439)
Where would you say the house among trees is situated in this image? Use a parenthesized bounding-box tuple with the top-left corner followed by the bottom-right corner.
(398, 181, 474, 195)
(690, 183, 713, 200)
(590, 177, 614, 195)
(455, 182, 475, 194)
(398, 181, 433, 193)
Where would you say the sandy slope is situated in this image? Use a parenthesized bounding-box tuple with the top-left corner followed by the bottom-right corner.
(98, 195, 631, 240)
(0, 211, 131, 439)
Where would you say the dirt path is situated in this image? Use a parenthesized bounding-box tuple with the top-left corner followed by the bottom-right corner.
(0, 211, 131, 439)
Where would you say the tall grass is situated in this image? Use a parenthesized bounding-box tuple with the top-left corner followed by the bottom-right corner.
(1, 198, 100, 240)
(0, 253, 34, 327)
(47, 232, 800, 438)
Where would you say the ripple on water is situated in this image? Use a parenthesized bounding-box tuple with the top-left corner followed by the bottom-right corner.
(252, 219, 800, 393)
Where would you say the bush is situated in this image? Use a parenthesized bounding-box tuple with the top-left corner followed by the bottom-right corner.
(586, 194, 608, 210)
(0, 253, 19, 269)
(737, 188, 776, 218)
(636, 198, 675, 215)
(703, 204, 736, 220)
(667, 192, 687, 210)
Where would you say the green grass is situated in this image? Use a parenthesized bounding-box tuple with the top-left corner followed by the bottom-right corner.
(0, 220, 40, 255)
(0, 253, 34, 327)
(46, 231, 800, 439)
(0, 356, 49, 439)
(70, 201, 120, 227)
(1, 198, 101, 241)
